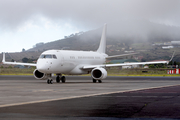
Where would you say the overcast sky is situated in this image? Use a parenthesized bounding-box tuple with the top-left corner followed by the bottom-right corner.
(0, 0, 180, 52)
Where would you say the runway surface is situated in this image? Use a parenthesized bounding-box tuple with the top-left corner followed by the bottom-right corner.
(0, 75, 180, 119)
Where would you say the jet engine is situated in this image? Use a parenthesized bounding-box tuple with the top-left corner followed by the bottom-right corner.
(91, 68, 107, 80)
(33, 69, 48, 80)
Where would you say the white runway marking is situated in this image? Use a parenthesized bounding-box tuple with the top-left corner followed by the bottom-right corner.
(0, 84, 179, 108)
(93, 96, 173, 98)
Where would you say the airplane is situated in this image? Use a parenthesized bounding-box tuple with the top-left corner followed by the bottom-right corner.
(2, 24, 169, 84)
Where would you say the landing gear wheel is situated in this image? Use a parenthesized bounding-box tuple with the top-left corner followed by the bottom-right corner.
(47, 79, 50, 84)
(61, 76, 66, 83)
(98, 80, 102, 83)
(56, 76, 60, 83)
(47, 79, 53, 84)
(50, 79, 53, 84)
(93, 79, 97, 83)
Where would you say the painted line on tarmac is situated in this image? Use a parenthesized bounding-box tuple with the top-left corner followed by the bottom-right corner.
(93, 96, 173, 98)
(0, 84, 179, 108)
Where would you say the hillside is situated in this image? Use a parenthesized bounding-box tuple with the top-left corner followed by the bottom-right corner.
(1, 20, 180, 63)
(28, 20, 180, 52)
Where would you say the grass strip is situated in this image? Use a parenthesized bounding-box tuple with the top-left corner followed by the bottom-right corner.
(1, 68, 180, 77)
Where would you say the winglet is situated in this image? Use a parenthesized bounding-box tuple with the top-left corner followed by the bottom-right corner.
(97, 24, 107, 53)
(169, 51, 175, 63)
(2, 52, 5, 63)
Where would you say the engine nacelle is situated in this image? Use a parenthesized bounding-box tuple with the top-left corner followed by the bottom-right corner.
(91, 68, 107, 80)
(33, 69, 48, 80)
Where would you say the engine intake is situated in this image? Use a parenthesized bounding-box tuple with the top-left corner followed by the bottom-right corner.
(33, 69, 48, 80)
(91, 68, 107, 80)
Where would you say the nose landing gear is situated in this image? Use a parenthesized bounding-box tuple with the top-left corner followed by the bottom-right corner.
(47, 74, 53, 84)
(47, 79, 53, 84)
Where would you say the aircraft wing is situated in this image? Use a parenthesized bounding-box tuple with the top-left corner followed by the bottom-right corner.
(83, 60, 169, 69)
(2, 53, 37, 67)
(2, 61, 37, 67)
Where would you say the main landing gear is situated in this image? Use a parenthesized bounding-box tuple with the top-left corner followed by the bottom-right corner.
(92, 79, 102, 83)
(46, 74, 66, 84)
(47, 75, 66, 84)
(47, 75, 101, 84)
(56, 75, 66, 83)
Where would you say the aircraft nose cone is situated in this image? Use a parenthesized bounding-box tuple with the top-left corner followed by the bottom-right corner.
(37, 60, 48, 73)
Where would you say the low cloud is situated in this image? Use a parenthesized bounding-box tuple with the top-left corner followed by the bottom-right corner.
(0, 0, 180, 42)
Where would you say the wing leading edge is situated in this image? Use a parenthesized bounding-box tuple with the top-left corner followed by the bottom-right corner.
(83, 60, 169, 69)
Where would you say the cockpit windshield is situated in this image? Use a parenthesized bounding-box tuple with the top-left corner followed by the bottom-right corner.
(39, 54, 57, 59)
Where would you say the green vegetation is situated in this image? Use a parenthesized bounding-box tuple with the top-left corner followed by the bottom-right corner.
(106, 67, 180, 77)
(0, 67, 180, 77)
(22, 57, 36, 63)
(0, 68, 34, 75)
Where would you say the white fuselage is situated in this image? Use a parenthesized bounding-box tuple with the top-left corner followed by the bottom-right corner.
(37, 50, 107, 75)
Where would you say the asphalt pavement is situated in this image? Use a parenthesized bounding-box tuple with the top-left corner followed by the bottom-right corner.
(0, 76, 180, 120)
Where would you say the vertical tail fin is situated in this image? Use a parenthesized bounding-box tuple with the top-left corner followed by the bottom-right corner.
(97, 24, 107, 53)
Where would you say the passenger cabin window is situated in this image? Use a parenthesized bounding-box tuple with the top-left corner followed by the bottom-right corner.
(39, 54, 57, 59)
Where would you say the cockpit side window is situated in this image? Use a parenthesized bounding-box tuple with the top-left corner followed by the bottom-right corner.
(39, 55, 45, 58)
(53, 55, 57, 59)
(39, 54, 57, 59)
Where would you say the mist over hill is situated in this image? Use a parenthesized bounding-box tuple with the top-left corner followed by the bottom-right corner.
(28, 20, 180, 55)
(1, 20, 180, 63)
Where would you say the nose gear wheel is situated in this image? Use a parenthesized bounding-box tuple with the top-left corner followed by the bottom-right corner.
(47, 79, 53, 84)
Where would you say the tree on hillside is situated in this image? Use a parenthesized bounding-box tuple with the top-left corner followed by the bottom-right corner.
(22, 48, 25, 52)
(168, 61, 173, 65)
(22, 57, 36, 63)
(141, 58, 146, 62)
(22, 57, 29, 63)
